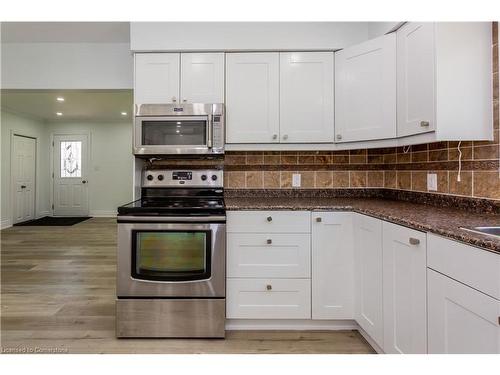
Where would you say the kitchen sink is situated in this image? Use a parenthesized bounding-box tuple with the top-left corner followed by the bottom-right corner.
(460, 226, 500, 238)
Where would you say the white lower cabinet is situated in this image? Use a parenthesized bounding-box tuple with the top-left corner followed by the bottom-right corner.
(226, 279, 311, 319)
(312, 212, 354, 319)
(382, 222, 427, 354)
(353, 214, 384, 347)
(427, 269, 500, 354)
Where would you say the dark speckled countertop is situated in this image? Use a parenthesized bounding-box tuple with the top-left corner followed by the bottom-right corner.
(224, 194, 500, 253)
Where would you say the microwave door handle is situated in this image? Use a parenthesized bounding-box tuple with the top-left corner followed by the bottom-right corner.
(207, 115, 213, 148)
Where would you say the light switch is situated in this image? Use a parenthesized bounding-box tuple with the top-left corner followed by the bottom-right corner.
(292, 173, 301, 188)
(427, 173, 437, 191)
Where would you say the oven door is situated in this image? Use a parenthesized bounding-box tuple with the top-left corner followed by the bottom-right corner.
(117, 220, 225, 297)
(134, 115, 212, 155)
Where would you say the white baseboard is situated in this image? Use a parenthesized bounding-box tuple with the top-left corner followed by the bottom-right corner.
(36, 210, 51, 219)
(357, 325, 384, 354)
(225, 319, 358, 331)
(89, 210, 117, 217)
(1, 218, 13, 230)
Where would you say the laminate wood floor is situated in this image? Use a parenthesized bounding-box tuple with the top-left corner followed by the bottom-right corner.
(1, 218, 375, 354)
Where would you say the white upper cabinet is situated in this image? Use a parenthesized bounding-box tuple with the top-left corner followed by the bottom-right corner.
(335, 33, 396, 142)
(225, 53, 280, 143)
(353, 214, 384, 348)
(382, 222, 427, 354)
(312, 212, 354, 320)
(280, 52, 335, 143)
(135, 53, 180, 104)
(397, 22, 492, 140)
(397, 22, 436, 137)
(180, 53, 224, 103)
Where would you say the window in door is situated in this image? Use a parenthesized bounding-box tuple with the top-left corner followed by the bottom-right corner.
(60, 141, 82, 178)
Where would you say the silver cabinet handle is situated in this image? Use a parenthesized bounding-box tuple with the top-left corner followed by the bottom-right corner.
(272, 134, 278, 140)
(336, 134, 342, 140)
(409, 238, 420, 245)
(420, 121, 429, 127)
(267, 239, 272, 244)
(267, 216, 272, 222)
(182, 98, 187, 103)
(283, 134, 288, 140)
(316, 217, 322, 222)
(172, 96, 177, 103)
(266, 285, 272, 291)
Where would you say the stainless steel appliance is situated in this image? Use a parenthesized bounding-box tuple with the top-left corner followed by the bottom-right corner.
(134, 103, 224, 155)
(116, 169, 225, 338)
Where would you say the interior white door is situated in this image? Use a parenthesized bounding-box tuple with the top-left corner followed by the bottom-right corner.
(428, 269, 500, 354)
(335, 33, 397, 142)
(53, 134, 89, 217)
(134, 53, 180, 104)
(354, 214, 384, 347)
(397, 22, 436, 137)
(225, 53, 280, 143)
(12, 135, 36, 224)
(280, 52, 334, 143)
(382, 222, 427, 354)
(312, 212, 354, 319)
(180, 53, 224, 103)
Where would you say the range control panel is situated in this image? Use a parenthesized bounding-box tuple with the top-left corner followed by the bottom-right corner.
(143, 169, 223, 188)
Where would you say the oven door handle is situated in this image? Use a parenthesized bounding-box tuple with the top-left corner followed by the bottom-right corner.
(117, 215, 226, 223)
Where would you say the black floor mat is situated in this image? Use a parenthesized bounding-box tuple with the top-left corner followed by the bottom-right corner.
(14, 216, 92, 226)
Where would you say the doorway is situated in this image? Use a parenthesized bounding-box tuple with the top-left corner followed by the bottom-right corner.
(11, 134, 37, 224)
(52, 134, 89, 216)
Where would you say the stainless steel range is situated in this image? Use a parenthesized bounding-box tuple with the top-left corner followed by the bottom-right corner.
(116, 168, 225, 338)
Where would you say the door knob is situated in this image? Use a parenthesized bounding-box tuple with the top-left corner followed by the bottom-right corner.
(20, 185, 26, 189)
(266, 285, 272, 291)
(82, 180, 87, 184)
(272, 134, 278, 140)
(420, 121, 430, 127)
(316, 217, 322, 222)
(409, 237, 420, 245)
(336, 134, 342, 140)
(267, 216, 272, 222)
(267, 239, 272, 244)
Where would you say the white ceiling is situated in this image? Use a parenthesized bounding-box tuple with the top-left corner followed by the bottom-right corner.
(1, 90, 133, 122)
(1, 22, 130, 43)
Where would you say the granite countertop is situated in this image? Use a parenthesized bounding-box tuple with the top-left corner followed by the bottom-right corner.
(224, 196, 500, 253)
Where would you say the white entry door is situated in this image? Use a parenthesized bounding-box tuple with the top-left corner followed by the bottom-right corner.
(53, 134, 89, 216)
(12, 135, 36, 224)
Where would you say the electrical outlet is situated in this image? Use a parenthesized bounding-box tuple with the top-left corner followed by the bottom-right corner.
(427, 173, 437, 191)
(292, 173, 301, 188)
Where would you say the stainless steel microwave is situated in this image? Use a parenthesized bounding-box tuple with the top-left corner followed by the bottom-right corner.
(134, 103, 224, 155)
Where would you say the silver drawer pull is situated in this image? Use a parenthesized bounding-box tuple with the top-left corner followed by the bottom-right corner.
(409, 238, 420, 245)
(266, 239, 272, 244)
(267, 216, 272, 222)
(420, 121, 430, 127)
(266, 284, 272, 291)
(316, 217, 322, 222)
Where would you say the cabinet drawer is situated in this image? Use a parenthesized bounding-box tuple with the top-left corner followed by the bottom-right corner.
(227, 233, 310, 278)
(428, 234, 500, 300)
(226, 278, 311, 319)
(227, 211, 311, 233)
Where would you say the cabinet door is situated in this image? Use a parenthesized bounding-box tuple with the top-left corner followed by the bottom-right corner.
(397, 22, 436, 137)
(354, 214, 383, 347)
(335, 34, 396, 142)
(225, 53, 280, 143)
(180, 53, 224, 103)
(312, 212, 354, 319)
(383, 222, 427, 354)
(134, 53, 180, 104)
(428, 269, 500, 354)
(280, 52, 334, 143)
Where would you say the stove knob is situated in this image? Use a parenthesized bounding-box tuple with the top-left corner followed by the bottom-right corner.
(201, 174, 208, 181)
(157, 174, 164, 181)
(146, 174, 154, 181)
(211, 175, 218, 181)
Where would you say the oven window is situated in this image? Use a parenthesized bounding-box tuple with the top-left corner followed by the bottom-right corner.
(132, 230, 211, 281)
(142, 120, 207, 146)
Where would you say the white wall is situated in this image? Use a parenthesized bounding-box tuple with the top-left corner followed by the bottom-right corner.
(47, 121, 134, 216)
(131, 22, 371, 51)
(1, 110, 51, 228)
(1, 43, 133, 89)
